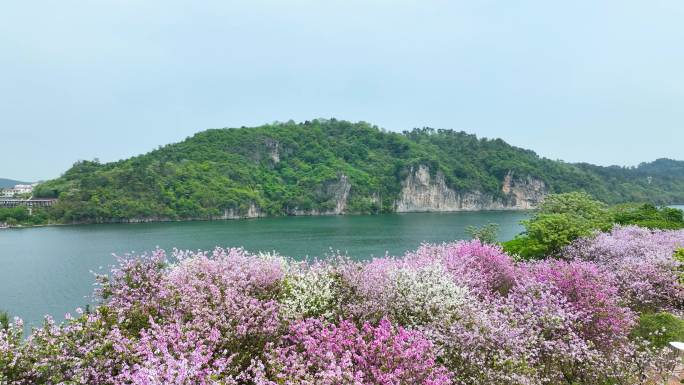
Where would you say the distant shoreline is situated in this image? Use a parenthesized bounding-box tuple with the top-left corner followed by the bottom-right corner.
(4, 203, 683, 230)
(0, 207, 536, 230)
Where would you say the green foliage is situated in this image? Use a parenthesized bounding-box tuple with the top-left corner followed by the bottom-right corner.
(676, 248, 684, 260)
(631, 312, 684, 349)
(675, 248, 684, 285)
(0, 207, 29, 222)
(0, 310, 9, 331)
(466, 223, 499, 244)
(503, 193, 610, 259)
(30, 119, 684, 224)
(503, 192, 684, 259)
(537, 191, 609, 223)
(610, 203, 684, 230)
(0, 207, 50, 227)
(499, 237, 534, 260)
(525, 213, 597, 251)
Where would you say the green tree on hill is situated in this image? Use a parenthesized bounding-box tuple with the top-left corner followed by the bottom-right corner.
(29, 120, 684, 225)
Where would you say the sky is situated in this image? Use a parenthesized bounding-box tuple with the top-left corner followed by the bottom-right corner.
(1, 0, 683, 181)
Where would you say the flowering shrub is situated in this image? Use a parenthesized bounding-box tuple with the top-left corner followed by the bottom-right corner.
(342, 259, 470, 326)
(494, 282, 602, 384)
(427, 278, 629, 385)
(115, 319, 233, 385)
(1, 236, 682, 385)
(404, 240, 517, 296)
(258, 318, 451, 385)
(523, 259, 635, 345)
(279, 262, 341, 321)
(1, 311, 128, 384)
(564, 225, 684, 311)
(0, 318, 28, 383)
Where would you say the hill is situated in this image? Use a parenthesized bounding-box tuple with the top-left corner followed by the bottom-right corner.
(33, 119, 684, 223)
(0, 178, 30, 189)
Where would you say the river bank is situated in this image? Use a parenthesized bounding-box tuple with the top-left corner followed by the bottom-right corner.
(4, 202, 683, 230)
(0, 207, 535, 229)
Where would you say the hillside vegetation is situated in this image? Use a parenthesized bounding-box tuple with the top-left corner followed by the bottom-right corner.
(34, 119, 684, 223)
(501, 192, 684, 259)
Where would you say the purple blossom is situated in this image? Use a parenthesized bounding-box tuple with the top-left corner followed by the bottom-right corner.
(1, 232, 682, 385)
(522, 259, 635, 345)
(261, 317, 452, 385)
(564, 225, 684, 311)
(405, 240, 518, 296)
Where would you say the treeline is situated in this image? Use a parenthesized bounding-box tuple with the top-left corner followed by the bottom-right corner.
(30, 119, 684, 223)
(0, 207, 48, 227)
(500, 192, 684, 259)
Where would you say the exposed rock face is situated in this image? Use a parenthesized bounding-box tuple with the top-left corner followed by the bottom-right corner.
(501, 170, 547, 210)
(288, 174, 351, 216)
(222, 203, 265, 219)
(328, 174, 351, 214)
(248, 138, 283, 166)
(394, 165, 547, 212)
(221, 167, 543, 220)
(264, 138, 280, 164)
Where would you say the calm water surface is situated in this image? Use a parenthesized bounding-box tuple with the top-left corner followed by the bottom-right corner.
(2, 211, 526, 328)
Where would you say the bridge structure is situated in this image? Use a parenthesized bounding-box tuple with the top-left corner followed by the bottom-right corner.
(0, 198, 57, 208)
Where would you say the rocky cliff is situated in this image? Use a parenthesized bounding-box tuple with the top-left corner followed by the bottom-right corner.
(235, 167, 545, 218)
(38, 120, 682, 224)
(394, 165, 547, 212)
(287, 174, 351, 216)
(222, 203, 266, 219)
(500, 170, 547, 209)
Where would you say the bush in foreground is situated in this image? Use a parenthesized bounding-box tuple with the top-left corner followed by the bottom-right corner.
(502, 193, 684, 260)
(1, 235, 683, 385)
(631, 312, 684, 349)
(564, 225, 684, 312)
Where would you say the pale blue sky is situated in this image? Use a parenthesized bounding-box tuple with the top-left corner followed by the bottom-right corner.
(1, 0, 683, 181)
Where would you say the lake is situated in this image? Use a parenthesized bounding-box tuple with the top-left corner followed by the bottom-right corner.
(0, 211, 528, 329)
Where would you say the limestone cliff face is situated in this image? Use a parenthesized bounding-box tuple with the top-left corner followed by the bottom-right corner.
(264, 138, 280, 164)
(221, 166, 543, 220)
(394, 165, 547, 212)
(500, 170, 547, 210)
(288, 174, 351, 216)
(222, 203, 265, 219)
(328, 174, 351, 214)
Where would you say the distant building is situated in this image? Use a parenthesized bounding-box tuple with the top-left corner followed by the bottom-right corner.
(0, 183, 36, 197)
(14, 184, 34, 194)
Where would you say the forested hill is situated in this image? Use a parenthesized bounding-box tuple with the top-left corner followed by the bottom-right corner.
(34, 119, 684, 223)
